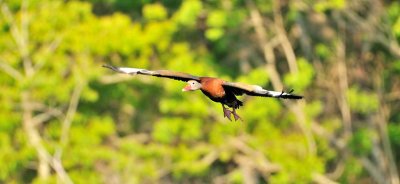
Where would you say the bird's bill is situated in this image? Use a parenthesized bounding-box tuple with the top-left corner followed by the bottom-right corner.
(182, 85, 191, 92)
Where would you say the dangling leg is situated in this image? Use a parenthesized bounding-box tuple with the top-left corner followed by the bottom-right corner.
(232, 107, 242, 121)
(221, 104, 232, 121)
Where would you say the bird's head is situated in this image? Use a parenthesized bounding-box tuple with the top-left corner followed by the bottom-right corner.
(182, 80, 202, 92)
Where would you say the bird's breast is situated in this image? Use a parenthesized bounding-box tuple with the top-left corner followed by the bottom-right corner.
(200, 78, 226, 98)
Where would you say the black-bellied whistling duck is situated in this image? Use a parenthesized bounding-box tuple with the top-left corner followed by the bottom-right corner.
(103, 65, 303, 121)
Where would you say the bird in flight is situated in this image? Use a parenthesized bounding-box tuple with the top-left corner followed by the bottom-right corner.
(103, 65, 303, 121)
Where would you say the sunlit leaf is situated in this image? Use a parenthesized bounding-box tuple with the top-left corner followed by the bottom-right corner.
(143, 3, 168, 21)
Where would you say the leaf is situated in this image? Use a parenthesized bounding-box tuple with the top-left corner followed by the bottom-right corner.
(173, 0, 203, 27)
(349, 128, 374, 156)
(207, 10, 227, 28)
(284, 58, 315, 91)
(346, 86, 379, 114)
(205, 28, 224, 41)
(143, 3, 168, 21)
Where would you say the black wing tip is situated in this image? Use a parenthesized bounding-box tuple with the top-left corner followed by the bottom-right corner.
(278, 93, 303, 99)
(279, 89, 303, 100)
(283, 94, 303, 99)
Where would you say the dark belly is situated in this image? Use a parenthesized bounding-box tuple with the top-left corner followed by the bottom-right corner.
(201, 89, 224, 102)
(201, 90, 242, 108)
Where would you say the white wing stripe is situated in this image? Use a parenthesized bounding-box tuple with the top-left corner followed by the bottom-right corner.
(118, 67, 142, 74)
(268, 91, 285, 97)
(252, 85, 292, 97)
(118, 67, 156, 75)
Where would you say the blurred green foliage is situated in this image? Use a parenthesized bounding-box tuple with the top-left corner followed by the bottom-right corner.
(0, 0, 400, 183)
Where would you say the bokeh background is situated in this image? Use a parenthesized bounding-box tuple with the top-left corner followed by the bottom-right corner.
(1, 0, 400, 183)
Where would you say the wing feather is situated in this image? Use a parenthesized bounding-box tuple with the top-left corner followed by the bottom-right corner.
(103, 64, 200, 82)
(222, 82, 303, 99)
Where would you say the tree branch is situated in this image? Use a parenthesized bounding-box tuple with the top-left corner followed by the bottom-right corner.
(0, 59, 23, 80)
(359, 157, 387, 184)
(336, 36, 352, 140)
(32, 106, 65, 126)
(55, 82, 84, 159)
(375, 64, 400, 184)
(312, 173, 339, 184)
(247, 0, 316, 155)
(1, 1, 34, 76)
(273, 0, 298, 73)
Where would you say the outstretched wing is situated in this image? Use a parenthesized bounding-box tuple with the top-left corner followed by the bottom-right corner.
(103, 64, 201, 82)
(222, 81, 303, 99)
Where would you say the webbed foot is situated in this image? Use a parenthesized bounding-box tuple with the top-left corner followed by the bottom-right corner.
(232, 108, 242, 121)
(222, 104, 232, 121)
